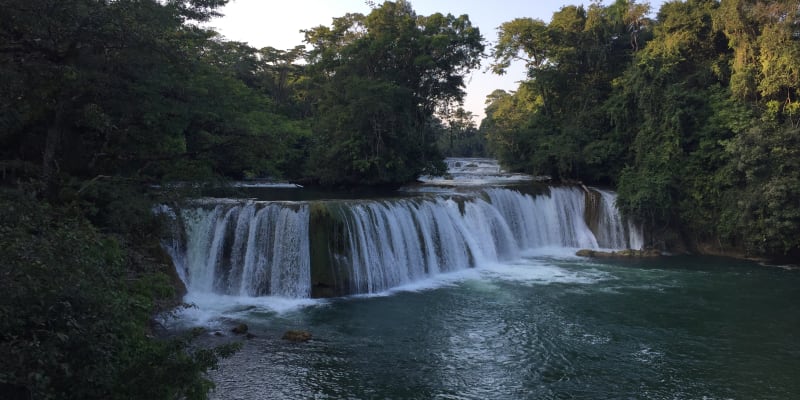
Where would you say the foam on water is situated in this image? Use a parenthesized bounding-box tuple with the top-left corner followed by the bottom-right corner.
(348, 267, 485, 298)
(168, 293, 324, 328)
(478, 258, 612, 286)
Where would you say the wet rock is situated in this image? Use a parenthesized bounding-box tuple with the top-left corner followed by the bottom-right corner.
(282, 330, 312, 342)
(575, 249, 596, 257)
(576, 249, 662, 258)
(231, 323, 249, 335)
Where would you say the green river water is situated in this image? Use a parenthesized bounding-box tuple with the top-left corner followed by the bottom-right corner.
(197, 254, 799, 400)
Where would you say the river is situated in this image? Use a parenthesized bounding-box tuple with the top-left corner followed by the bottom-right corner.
(163, 158, 800, 399)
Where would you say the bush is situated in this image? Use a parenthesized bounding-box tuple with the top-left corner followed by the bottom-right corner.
(0, 190, 232, 399)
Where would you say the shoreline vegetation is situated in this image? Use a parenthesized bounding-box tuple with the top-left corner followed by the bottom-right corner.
(1, 0, 798, 399)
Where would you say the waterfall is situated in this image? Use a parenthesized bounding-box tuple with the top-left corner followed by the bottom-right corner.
(485, 187, 600, 249)
(172, 203, 310, 298)
(593, 189, 644, 249)
(166, 187, 640, 298)
(332, 197, 520, 294)
(584, 188, 644, 250)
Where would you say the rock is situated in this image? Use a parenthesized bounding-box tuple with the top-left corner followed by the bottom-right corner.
(282, 330, 312, 343)
(641, 248, 662, 257)
(575, 249, 662, 258)
(231, 323, 248, 335)
(575, 249, 595, 257)
(245, 333, 256, 339)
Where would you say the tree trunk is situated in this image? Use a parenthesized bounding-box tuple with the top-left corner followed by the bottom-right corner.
(42, 102, 65, 195)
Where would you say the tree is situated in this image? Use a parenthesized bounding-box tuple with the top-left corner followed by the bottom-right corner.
(487, 2, 642, 182)
(712, 0, 800, 256)
(303, 0, 484, 185)
(438, 107, 485, 157)
(614, 0, 730, 232)
(0, 1, 247, 398)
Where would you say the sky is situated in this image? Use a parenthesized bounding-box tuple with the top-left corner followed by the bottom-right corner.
(206, 0, 664, 122)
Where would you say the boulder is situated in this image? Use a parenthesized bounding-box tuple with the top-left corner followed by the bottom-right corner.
(231, 323, 248, 335)
(575, 249, 596, 257)
(282, 330, 312, 343)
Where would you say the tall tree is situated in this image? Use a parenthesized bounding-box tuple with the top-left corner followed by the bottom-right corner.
(487, 2, 644, 182)
(714, 0, 800, 256)
(303, 0, 484, 185)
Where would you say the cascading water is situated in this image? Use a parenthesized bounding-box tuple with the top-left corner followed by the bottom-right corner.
(165, 186, 642, 298)
(585, 188, 645, 250)
(332, 196, 520, 294)
(170, 203, 311, 298)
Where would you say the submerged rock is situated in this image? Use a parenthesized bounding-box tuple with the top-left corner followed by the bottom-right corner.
(282, 330, 312, 342)
(231, 323, 249, 335)
(576, 249, 661, 258)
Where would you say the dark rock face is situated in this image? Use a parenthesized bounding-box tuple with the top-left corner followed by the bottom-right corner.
(282, 330, 312, 342)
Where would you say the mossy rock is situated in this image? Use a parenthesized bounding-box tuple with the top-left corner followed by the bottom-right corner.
(282, 330, 312, 342)
(309, 202, 352, 297)
(576, 249, 662, 258)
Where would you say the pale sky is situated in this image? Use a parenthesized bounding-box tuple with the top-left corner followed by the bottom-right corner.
(206, 0, 664, 122)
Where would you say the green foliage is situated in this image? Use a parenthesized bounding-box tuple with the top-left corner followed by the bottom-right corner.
(725, 124, 800, 255)
(487, 0, 800, 257)
(437, 108, 486, 157)
(0, 191, 233, 399)
(0, 1, 248, 398)
(304, 0, 483, 185)
(486, 1, 643, 182)
(310, 76, 426, 184)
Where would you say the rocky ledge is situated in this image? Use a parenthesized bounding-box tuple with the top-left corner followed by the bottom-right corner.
(576, 249, 662, 258)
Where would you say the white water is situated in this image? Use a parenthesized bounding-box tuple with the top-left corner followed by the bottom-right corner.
(167, 186, 641, 299)
(172, 203, 310, 298)
(594, 188, 644, 249)
(418, 157, 537, 186)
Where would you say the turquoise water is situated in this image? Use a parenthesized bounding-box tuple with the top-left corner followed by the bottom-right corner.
(198, 255, 800, 399)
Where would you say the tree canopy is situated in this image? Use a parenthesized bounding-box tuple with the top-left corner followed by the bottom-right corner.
(303, 0, 484, 184)
(484, 0, 800, 258)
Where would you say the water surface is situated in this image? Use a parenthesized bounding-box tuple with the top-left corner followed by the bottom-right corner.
(199, 255, 800, 399)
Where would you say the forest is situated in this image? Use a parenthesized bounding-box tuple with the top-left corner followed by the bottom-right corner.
(0, 0, 798, 398)
(484, 0, 800, 259)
